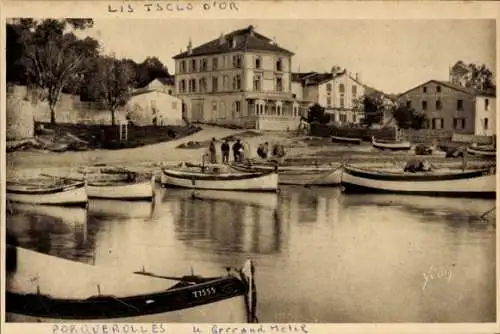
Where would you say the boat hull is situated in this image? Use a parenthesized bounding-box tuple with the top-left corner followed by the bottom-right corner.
(7, 182, 88, 207)
(467, 146, 496, 157)
(372, 137, 411, 151)
(161, 169, 278, 191)
(331, 135, 362, 145)
(341, 165, 496, 198)
(6, 294, 248, 323)
(87, 178, 154, 200)
(230, 163, 342, 186)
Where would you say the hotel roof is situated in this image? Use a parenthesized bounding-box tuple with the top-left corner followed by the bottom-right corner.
(173, 25, 294, 59)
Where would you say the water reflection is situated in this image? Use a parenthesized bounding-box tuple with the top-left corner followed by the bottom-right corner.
(6, 203, 88, 261)
(162, 188, 283, 255)
(4, 185, 496, 323)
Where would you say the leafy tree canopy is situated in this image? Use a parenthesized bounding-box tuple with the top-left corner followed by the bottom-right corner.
(307, 103, 330, 124)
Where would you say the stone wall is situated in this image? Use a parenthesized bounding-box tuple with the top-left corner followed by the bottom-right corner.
(6, 85, 35, 140)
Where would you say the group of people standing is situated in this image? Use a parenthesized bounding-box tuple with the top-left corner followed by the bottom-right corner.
(207, 138, 286, 164)
(208, 138, 245, 164)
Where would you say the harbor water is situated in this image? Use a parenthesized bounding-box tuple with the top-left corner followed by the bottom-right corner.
(6, 185, 496, 323)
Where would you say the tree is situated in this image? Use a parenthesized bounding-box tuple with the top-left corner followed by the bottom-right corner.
(16, 19, 98, 124)
(355, 93, 393, 128)
(86, 56, 135, 125)
(450, 61, 496, 92)
(307, 103, 329, 124)
(392, 104, 427, 130)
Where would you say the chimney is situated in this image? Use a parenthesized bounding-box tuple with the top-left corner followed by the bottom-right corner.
(248, 25, 255, 36)
(355, 72, 360, 82)
(231, 38, 237, 48)
(187, 39, 192, 55)
(219, 33, 225, 45)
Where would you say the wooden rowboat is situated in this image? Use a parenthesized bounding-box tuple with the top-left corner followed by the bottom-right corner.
(331, 135, 362, 145)
(229, 161, 342, 186)
(6, 179, 87, 207)
(161, 166, 278, 192)
(87, 176, 155, 201)
(371, 136, 411, 151)
(6, 245, 257, 323)
(341, 164, 496, 198)
(467, 145, 496, 158)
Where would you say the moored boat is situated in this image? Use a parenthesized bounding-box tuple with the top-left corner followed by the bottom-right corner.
(6, 246, 257, 323)
(466, 145, 496, 158)
(371, 136, 412, 151)
(161, 165, 278, 192)
(331, 135, 362, 145)
(87, 176, 155, 201)
(229, 161, 342, 186)
(6, 178, 88, 207)
(341, 164, 496, 198)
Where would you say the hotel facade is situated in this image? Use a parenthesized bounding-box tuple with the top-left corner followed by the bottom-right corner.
(173, 25, 302, 131)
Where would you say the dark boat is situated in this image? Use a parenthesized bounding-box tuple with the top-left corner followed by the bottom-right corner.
(6, 246, 257, 323)
(331, 135, 362, 145)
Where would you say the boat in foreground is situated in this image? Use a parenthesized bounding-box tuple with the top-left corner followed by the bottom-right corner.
(229, 161, 342, 186)
(86, 176, 155, 201)
(6, 245, 257, 323)
(331, 135, 362, 145)
(466, 144, 496, 158)
(371, 136, 412, 151)
(161, 165, 278, 192)
(341, 164, 496, 198)
(6, 178, 87, 207)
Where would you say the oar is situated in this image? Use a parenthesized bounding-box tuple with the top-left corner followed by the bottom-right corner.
(480, 206, 496, 219)
(39, 173, 84, 182)
(133, 269, 212, 283)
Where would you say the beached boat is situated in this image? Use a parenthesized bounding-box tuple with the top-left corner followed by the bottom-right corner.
(371, 136, 411, 151)
(341, 164, 496, 198)
(229, 161, 342, 186)
(6, 246, 257, 323)
(161, 166, 278, 192)
(331, 135, 362, 145)
(467, 145, 496, 158)
(6, 178, 87, 207)
(87, 176, 155, 201)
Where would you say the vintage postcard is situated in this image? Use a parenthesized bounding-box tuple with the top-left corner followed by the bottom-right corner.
(1, 1, 499, 334)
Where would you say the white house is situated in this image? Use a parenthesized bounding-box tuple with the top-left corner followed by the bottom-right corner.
(292, 69, 366, 124)
(125, 89, 184, 126)
(144, 77, 175, 95)
(474, 95, 496, 136)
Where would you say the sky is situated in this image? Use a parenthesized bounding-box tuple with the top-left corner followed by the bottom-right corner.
(77, 19, 496, 94)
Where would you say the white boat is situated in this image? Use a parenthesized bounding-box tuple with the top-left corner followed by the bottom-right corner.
(169, 188, 279, 210)
(331, 135, 362, 145)
(87, 176, 154, 201)
(6, 179, 88, 207)
(161, 166, 278, 192)
(6, 246, 257, 323)
(371, 136, 412, 151)
(341, 164, 496, 198)
(467, 145, 496, 158)
(229, 161, 342, 186)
